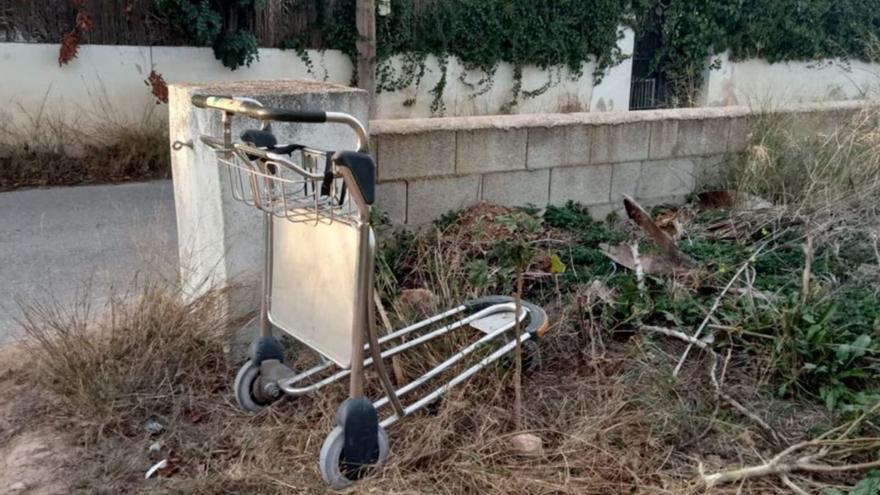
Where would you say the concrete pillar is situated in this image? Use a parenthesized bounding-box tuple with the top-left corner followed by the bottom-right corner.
(168, 80, 369, 314)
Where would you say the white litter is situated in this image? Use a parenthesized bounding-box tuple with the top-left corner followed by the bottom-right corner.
(144, 459, 168, 479)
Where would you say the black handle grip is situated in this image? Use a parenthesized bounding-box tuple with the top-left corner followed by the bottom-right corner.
(191, 95, 327, 123)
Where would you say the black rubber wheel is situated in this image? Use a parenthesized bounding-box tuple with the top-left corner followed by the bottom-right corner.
(501, 337, 542, 374)
(464, 296, 549, 337)
(233, 360, 278, 413)
(319, 425, 389, 489)
(320, 398, 389, 488)
(249, 335, 286, 365)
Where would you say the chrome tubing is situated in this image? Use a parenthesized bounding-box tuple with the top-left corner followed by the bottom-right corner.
(278, 303, 519, 396)
(379, 333, 533, 429)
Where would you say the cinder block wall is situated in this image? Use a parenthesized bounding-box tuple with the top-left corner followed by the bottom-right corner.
(370, 101, 867, 225)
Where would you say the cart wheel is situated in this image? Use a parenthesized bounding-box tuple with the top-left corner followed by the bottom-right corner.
(319, 425, 389, 489)
(233, 360, 278, 413)
(521, 338, 542, 373)
(501, 338, 542, 374)
(249, 335, 286, 365)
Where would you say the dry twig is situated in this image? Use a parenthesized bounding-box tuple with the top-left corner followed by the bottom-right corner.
(642, 325, 780, 440)
(700, 402, 880, 488)
(672, 248, 762, 377)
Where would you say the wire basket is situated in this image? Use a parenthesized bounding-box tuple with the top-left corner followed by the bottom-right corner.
(205, 139, 361, 226)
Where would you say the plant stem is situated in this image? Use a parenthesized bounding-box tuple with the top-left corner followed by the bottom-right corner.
(513, 262, 524, 432)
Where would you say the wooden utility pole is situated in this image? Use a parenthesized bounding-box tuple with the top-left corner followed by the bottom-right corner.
(356, 0, 376, 116)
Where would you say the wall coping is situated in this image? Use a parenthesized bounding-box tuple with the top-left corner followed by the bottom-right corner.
(370, 100, 873, 135)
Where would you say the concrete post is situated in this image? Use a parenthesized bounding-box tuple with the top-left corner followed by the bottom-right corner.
(168, 80, 369, 316)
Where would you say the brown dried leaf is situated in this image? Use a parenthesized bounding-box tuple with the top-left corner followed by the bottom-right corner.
(58, 31, 81, 66)
(599, 243, 680, 275)
(76, 11, 93, 32)
(622, 195, 694, 268)
(146, 70, 169, 104)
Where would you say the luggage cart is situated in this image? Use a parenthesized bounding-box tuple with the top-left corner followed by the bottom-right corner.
(189, 95, 549, 488)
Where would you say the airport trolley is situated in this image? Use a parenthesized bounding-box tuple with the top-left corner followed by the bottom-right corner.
(189, 95, 548, 488)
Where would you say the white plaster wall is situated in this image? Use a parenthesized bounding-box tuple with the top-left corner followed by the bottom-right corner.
(373, 28, 634, 118)
(0, 43, 353, 128)
(700, 51, 880, 107)
(0, 32, 633, 126)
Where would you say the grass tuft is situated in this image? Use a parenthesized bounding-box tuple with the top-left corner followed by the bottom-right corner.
(18, 280, 230, 441)
(0, 104, 170, 190)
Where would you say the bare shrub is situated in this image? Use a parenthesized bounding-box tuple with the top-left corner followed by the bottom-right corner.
(0, 101, 170, 190)
(18, 280, 230, 440)
(734, 105, 880, 270)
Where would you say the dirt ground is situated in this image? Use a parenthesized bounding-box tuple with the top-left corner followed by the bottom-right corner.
(0, 346, 68, 494)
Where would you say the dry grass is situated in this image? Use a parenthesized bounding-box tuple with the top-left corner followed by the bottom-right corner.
(18, 280, 230, 442)
(8, 228, 833, 494)
(0, 102, 170, 190)
(7, 104, 880, 493)
(729, 105, 880, 240)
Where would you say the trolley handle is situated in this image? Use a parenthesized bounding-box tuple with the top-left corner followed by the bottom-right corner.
(191, 94, 368, 153)
(192, 94, 326, 123)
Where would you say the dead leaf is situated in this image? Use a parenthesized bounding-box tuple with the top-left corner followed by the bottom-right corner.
(146, 70, 169, 104)
(697, 190, 773, 210)
(600, 243, 680, 275)
(58, 31, 81, 66)
(585, 280, 617, 305)
(622, 195, 694, 268)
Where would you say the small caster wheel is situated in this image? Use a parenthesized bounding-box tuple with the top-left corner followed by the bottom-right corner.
(319, 425, 389, 488)
(249, 335, 285, 364)
(320, 397, 390, 488)
(501, 338, 542, 374)
(521, 338, 542, 373)
(233, 360, 279, 413)
(233, 335, 288, 413)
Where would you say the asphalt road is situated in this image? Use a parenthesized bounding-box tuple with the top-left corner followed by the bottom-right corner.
(0, 181, 178, 342)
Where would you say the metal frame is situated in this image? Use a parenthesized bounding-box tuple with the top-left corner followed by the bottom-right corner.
(193, 95, 542, 428)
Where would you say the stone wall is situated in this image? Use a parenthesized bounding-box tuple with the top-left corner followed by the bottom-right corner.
(371, 101, 868, 225)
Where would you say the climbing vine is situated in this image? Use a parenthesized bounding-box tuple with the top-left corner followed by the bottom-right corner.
(632, 0, 880, 104)
(56, 0, 880, 110)
(58, 0, 93, 66)
(373, 0, 630, 114)
(153, 0, 265, 70)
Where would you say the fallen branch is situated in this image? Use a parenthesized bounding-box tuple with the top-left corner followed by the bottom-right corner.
(672, 248, 763, 377)
(701, 402, 880, 488)
(642, 325, 779, 440)
(374, 291, 406, 386)
(630, 243, 646, 295)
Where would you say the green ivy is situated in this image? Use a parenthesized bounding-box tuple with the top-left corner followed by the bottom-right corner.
(154, 0, 265, 70)
(152, 0, 880, 109)
(632, 0, 880, 104)
(374, 0, 629, 114)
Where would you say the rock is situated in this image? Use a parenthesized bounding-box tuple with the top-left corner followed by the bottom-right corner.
(144, 418, 164, 436)
(9, 482, 27, 493)
(509, 433, 544, 457)
(399, 288, 437, 311)
(148, 441, 163, 460)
